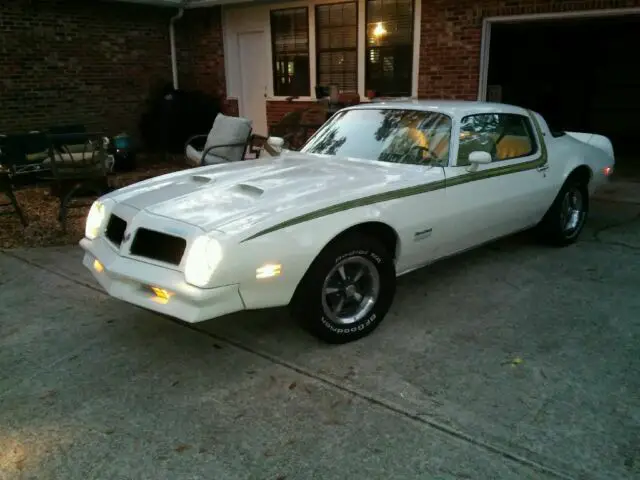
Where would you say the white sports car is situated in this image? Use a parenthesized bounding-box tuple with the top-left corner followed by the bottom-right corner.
(80, 100, 615, 344)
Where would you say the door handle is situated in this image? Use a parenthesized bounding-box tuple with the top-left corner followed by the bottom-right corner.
(537, 165, 549, 172)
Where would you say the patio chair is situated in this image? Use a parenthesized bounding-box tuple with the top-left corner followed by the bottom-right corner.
(0, 132, 53, 180)
(48, 124, 91, 155)
(0, 166, 28, 227)
(184, 113, 253, 167)
(43, 132, 112, 231)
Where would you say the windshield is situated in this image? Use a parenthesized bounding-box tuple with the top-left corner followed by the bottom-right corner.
(301, 108, 452, 166)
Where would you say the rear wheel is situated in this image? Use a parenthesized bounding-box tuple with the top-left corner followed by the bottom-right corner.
(537, 176, 589, 246)
(290, 233, 396, 344)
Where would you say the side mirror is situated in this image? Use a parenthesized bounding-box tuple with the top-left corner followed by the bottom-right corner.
(263, 136, 285, 156)
(267, 136, 285, 149)
(468, 151, 492, 164)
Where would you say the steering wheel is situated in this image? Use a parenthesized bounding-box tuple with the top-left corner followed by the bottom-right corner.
(408, 144, 437, 164)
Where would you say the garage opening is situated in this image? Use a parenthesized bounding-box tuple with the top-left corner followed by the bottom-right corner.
(486, 14, 640, 177)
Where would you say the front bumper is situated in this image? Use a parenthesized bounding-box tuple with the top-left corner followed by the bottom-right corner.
(80, 237, 245, 323)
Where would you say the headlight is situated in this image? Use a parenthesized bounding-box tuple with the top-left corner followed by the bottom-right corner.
(184, 236, 223, 287)
(85, 200, 108, 240)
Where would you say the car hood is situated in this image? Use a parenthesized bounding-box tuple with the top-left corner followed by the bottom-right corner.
(109, 153, 434, 237)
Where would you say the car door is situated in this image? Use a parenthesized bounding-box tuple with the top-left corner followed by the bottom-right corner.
(372, 114, 452, 273)
(438, 112, 552, 256)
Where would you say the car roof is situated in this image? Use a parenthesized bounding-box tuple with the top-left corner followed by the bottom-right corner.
(344, 99, 532, 119)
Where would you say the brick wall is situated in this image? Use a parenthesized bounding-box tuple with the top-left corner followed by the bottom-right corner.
(418, 0, 640, 100)
(266, 92, 361, 129)
(174, 8, 239, 117)
(0, 0, 176, 136)
(6, 0, 634, 140)
(223, 99, 240, 117)
(266, 0, 640, 126)
(175, 8, 224, 101)
(266, 101, 319, 128)
(0, 0, 234, 138)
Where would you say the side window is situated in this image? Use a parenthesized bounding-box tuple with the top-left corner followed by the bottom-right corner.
(457, 113, 538, 165)
(379, 112, 452, 166)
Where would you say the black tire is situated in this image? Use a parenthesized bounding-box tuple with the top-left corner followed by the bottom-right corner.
(290, 233, 396, 344)
(537, 176, 589, 246)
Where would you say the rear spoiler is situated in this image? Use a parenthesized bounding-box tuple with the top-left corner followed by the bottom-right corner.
(566, 131, 615, 160)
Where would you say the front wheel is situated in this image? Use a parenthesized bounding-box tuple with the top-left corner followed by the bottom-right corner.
(537, 177, 589, 246)
(290, 234, 396, 344)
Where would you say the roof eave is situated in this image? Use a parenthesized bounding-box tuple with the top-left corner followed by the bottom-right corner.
(107, 0, 255, 7)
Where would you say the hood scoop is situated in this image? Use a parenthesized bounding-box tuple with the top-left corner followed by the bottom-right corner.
(233, 183, 264, 197)
(190, 174, 214, 184)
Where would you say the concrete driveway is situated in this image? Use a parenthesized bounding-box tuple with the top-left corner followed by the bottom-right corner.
(1, 199, 639, 480)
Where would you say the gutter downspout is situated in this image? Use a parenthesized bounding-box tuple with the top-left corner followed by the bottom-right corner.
(169, 7, 185, 90)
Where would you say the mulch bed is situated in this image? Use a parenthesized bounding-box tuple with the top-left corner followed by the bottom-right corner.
(0, 154, 187, 250)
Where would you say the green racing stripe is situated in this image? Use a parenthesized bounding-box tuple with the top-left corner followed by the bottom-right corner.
(241, 110, 548, 243)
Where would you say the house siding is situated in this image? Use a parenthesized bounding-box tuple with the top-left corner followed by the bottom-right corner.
(267, 100, 319, 127)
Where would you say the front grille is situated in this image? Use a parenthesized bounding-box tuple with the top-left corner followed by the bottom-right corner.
(129, 228, 186, 266)
(105, 214, 127, 246)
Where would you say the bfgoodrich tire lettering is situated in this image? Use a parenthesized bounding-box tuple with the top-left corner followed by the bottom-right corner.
(291, 234, 396, 344)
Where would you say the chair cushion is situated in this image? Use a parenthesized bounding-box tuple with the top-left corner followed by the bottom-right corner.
(26, 150, 50, 162)
(64, 143, 92, 154)
(204, 114, 252, 163)
(43, 151, 99, 164)
(185, 145, 229, 167)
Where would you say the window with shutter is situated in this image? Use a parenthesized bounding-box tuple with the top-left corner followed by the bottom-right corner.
(315, 2, 358, 94)
(365, 0, 414, 97)
(270, 7, 311, 97)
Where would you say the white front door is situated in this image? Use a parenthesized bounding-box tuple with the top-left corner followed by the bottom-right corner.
(237, 31, 268, 136)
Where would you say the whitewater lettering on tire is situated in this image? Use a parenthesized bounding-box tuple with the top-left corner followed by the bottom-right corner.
(335, 250, 383, 265)
(320, 313, 378, 334)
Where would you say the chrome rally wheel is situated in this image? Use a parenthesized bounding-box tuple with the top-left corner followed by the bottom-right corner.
(291, 233, 396, 344)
